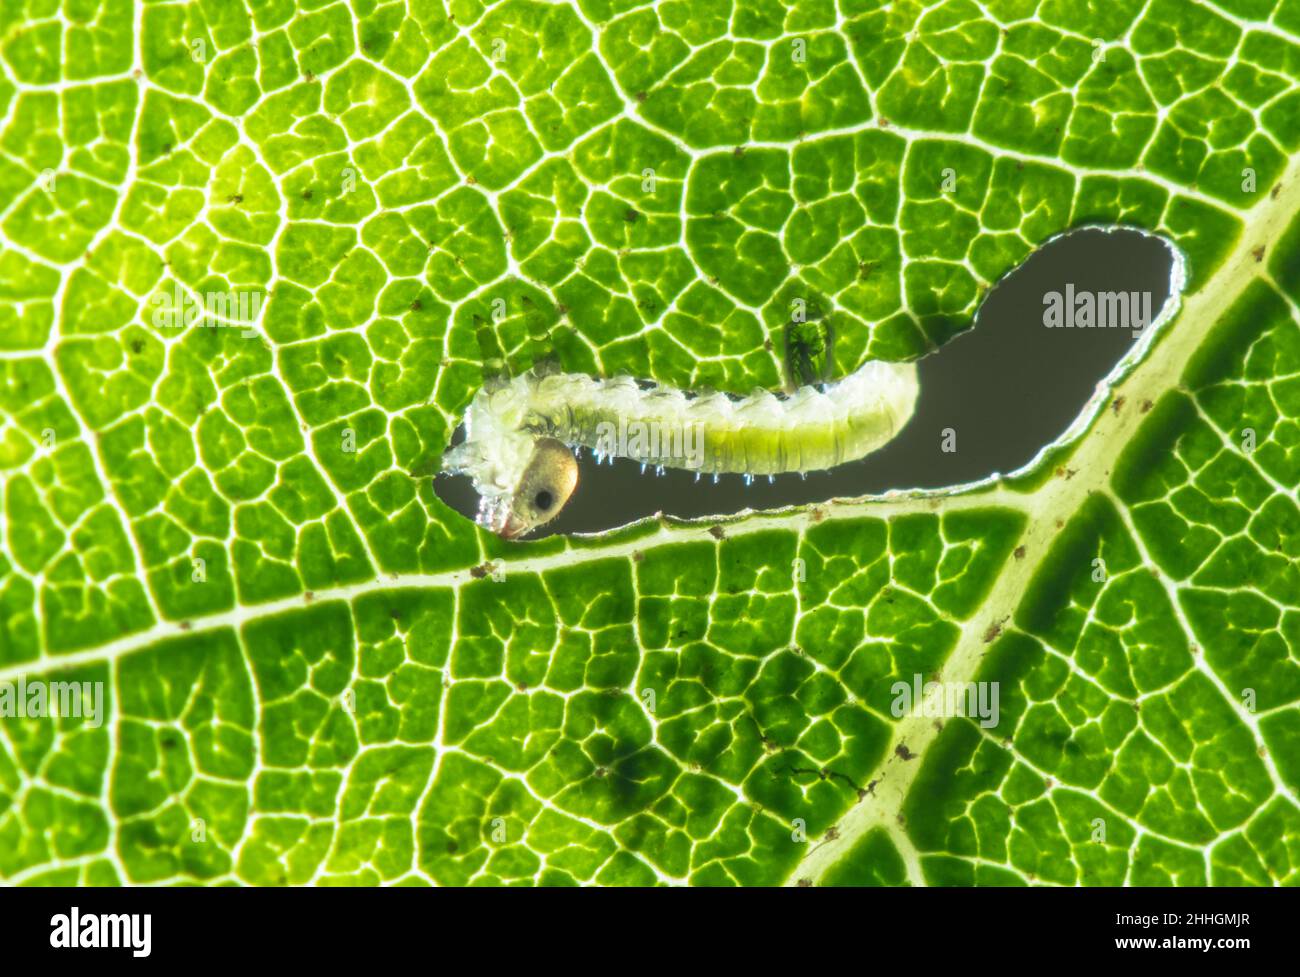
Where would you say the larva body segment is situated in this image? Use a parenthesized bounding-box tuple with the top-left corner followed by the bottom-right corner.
(447, 358, 914, 476)
(443, 358, 918, 534)
(516, 359, 918, 475)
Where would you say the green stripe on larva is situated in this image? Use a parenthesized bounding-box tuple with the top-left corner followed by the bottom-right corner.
(443, 360, 919, 537)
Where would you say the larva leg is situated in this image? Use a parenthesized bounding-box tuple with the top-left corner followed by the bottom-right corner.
(472, 313, 510, 386)
(785, 315, 835, 391)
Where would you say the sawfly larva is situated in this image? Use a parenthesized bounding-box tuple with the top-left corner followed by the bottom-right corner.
(442, 357, 919, 539)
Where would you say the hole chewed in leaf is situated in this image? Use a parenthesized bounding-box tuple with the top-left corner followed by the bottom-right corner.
(438, 226, 1183, 539)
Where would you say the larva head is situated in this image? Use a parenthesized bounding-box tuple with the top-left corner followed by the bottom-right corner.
(497, 437, 579, 539)
(442, 408, 579, 539)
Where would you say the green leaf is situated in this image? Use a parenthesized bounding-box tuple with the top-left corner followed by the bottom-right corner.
(0, 0, 1297, 886)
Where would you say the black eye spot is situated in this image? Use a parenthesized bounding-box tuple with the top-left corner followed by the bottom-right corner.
(534, 489, 553, 511)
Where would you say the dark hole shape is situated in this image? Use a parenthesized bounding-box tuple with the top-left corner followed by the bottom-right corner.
(436, 226, 1181, 539)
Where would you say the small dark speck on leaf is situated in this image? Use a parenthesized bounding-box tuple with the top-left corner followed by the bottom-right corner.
(1252, 245, 1266, 262)
(1013, 545, 1026, 560)
(895, 743, 915, 761)
(708, 525, 725, 540)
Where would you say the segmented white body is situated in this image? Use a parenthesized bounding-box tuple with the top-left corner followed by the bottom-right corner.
(444, 359, 919, 523)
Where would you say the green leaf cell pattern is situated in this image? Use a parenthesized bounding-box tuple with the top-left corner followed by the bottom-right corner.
(0, 0, 1296, 885)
